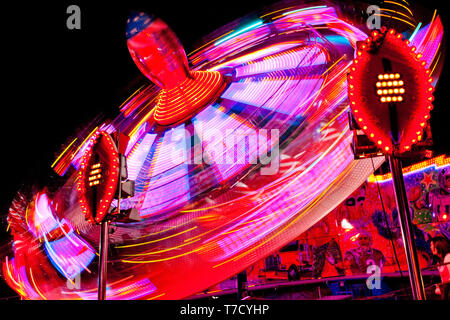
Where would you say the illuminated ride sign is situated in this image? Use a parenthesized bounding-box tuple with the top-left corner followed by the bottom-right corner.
(77, 131, 120, 224)
(348, 28, 435, 155)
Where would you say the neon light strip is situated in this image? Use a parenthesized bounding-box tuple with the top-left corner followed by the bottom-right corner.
(409, 22, 422, 42)
(384, 0, 413, 16)
(282, 5, 327, 16)
(70, 126, 99, 169)
(381, 8, 416, 23)
(118, 84, 146, 112)
(215, 20, 263, 46)
(115, 227, 197, 249)
(368, 155, 450, 183)
(431, 51, 442, 75)
(375, 13, 415, 28)
(51, 138, 77, 168)
(259, 6, 296, 18)
(29, 268, 46, 300)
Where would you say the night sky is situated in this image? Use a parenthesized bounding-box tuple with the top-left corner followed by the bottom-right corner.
(1, 0, 449, 237)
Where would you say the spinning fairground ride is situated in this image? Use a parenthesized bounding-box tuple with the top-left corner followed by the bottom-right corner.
(1, 0, 445, 300)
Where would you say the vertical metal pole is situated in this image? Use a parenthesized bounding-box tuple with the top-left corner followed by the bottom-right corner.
(236, 271, 248, 300)
(388, 155, 426, 300)
(98, 220, 109, 300)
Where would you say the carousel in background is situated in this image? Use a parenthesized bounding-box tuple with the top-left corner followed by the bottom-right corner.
(1, 0, 446, 300)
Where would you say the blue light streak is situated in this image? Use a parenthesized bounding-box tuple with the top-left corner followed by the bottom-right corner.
(215, 20, 263, 46)
(409, 22, 422, 42)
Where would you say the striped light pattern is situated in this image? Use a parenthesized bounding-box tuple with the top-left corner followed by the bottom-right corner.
(368, 154, 450, 183)
(154, 70, 227, 126)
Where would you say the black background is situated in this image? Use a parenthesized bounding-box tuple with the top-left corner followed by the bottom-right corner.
(0, 0, 449, 300)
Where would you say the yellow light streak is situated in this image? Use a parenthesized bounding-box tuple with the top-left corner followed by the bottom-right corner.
(4, 257, 22, 290)
(430, 35, 442, 64)
(147, 293, 166, 300)
(135, 223, 187, 239)
(123, 238, 200, 257)
(319, 106, 349, 133)
(51, 138, 78, 168)
(381, 8, 415, 22)
(430, 10, 437, 25)
(212, 163, 354, 269)
(128, 105, 157, 139)
(121, 246, 203, 264)
(431, 51, 442, 75)
(212, 130, 354, 268)
(29, 268, 46, 300)
(374, 13, 415, 28)
(259, 6, 296, 18)
(115, 226, 197, 248)
(384, 1, 413, 16)
(319, 55, 346, 78)
(118, 84, 146, 110)
(187, 30, 235, 57)
(70, 126, 99, 161)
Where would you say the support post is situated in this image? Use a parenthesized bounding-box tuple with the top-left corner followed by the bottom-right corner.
(236, 271, 249, 300)
(97, 132, 123, 300)
(388, 155, 426, 300)
(98, 220, 109, 300)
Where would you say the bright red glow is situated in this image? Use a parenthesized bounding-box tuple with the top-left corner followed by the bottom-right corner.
(126, 15, 227, 126)
(77, 131, 120, 224)
(348, 28, 434, 154)
(127, 17, 190, 90)
(154, 70, 227, 126)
